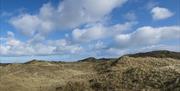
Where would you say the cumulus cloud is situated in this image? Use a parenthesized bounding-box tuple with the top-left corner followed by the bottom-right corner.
(7, 31, 15, 37)
(115, 26, 180, 48)
(151, 7, 174, 20)
(58, 0, 127, 27)
(27, 34, 45, 44)
(10, 0, 128, 36)
(10, 11, 55, 36)
(3, 0, 179, 60)
(72, 22, 136, 42)
(0, 31, 83, 56)
(1, 25, 179, 59)
(72, 24, 106, 42)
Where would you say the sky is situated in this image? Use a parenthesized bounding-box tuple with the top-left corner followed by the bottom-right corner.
(0, 0, 180, 63)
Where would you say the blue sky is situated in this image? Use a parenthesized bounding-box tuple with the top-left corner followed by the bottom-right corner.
(0, 0, 180, 63)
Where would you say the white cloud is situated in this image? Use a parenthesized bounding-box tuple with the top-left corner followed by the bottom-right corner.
(87, 41, 108, 52)
(115, 26, 180, 48)
(1, 26, 179, 60)
(72, 22, 136, 42)
(48, 39, 83, 54)
(72, 24, 106, 42)
(7, 38, 21, 46)
(10, 14, 41, 36)
(82, 0, 127, 20)
(10, 0, 128, 36)
(27, 34, 45, 44)
(0, 46, 10, 55)
(1, 31, 22, 47)
(124, 12, 137, 21)
(10, 13, 55, 36)
(0, 31, 83, 56)
(94, 41, 107, 50)
(151, 7, 174, 20)
(57, 0, 127, 28)
(7, 31, 15, 38)
(2, 0, 180, 62)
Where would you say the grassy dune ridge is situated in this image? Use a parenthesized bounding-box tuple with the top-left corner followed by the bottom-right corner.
(0, 50, 180, 91)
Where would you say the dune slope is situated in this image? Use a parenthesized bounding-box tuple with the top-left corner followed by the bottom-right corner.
(0, 50, 180, 91)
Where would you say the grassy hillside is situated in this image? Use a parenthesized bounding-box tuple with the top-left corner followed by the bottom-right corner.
(0, 50, 180, 91)
(126, 50, 180, 59)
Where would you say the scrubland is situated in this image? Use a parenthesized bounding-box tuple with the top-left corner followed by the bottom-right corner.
(0, 51, 180, 91)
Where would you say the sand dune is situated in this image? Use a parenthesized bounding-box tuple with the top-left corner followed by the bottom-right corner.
(0, 50, 180, 91)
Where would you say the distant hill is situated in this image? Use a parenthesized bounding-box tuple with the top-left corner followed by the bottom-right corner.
(78, 57, 97, 62)
(125, 50, 180, 59)
(0, 63, 10, 66)
(78, 57, 116, 62)
(24, 59, 44, 64)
